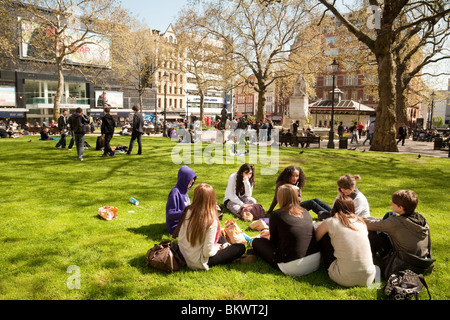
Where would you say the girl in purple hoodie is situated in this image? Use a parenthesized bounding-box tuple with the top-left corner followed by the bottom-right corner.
(166, 166, 197, 234)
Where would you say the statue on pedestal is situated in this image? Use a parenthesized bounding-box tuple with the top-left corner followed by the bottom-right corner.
(293, 75, 307, 98)
(286, 74, 309, 129)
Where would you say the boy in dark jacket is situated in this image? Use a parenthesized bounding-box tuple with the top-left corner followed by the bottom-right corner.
(55, 109, 68, 148)
(166, 166, 197, 234)
(68, 107, 90, 161)
(101, 107, 116, 157)
(127, 105, 144, 155)
(365, 190, 435, 278)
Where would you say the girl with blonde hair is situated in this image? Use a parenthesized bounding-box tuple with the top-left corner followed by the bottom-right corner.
(252, 184, 321, 276)
(176, 183, 245, 270)
(315, 196, 376, 287)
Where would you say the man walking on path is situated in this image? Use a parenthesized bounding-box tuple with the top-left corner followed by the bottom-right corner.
(127, 105, 144, 155)
(68, 107, 90, 161)
(397, 124, 407, 146)
(101, 107, 116, 157)
(363, 120, 375, 146)
(55, 109, 68, 149)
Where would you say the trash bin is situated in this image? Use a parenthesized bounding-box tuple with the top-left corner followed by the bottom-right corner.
(339, 137, 348, 149)
(434, 137, 443, 150)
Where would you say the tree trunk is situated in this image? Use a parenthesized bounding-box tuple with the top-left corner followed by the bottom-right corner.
(370, 34, 398, 152)
(53, 61, 64, 121)
(139, 92, 143, 113)
(394, 58, 409, 130)
(256, 87, 266, 122)
(395, 84, 409, 130)
(199, 92, 205, 127)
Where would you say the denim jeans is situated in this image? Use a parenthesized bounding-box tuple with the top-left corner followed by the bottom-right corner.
(74, 133, 85, 160)
(55, 132, 67, 148)
(300, 198, 332, 215)
(128, 132, 142, 154)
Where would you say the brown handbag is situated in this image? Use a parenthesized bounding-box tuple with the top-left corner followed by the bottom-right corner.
(145, 240, 186, 273)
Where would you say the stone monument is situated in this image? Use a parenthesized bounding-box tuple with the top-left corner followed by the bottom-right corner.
(284, 74, 310, 129)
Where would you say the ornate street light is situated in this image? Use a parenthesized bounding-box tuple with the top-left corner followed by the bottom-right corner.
(327, 58, 339, 149)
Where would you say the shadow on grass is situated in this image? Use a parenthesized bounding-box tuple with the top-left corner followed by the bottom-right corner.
(127, 223, 167, 241)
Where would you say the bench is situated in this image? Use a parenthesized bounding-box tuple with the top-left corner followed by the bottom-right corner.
(297, 136, 321, 148)
(24, 126, 42, 134)
(279, 135, 296, 147)
(279, 135, 321, 148)
(144, 127, 155, 135)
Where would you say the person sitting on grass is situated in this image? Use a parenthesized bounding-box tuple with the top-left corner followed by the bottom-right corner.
(315, 196, 376, 287)
(40, 127, 56, 141)
(252, 184, 321, 276)
(166, 165, 197, 235)
(267, 165, 306, 215)
(174, 183, 246, 270)
(301, 174, 371, 221)
(365, 190, 435, 279)
(223, 163, 257, 216)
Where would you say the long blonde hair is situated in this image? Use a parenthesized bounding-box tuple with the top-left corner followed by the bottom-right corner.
(277, 184, 305, 218)
(185, 183, 218, 246)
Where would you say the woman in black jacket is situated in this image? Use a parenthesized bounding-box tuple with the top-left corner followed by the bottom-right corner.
(252, 184, 320, 276)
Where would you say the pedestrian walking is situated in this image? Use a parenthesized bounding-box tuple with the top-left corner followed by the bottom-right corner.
(68, 107, 90, 161)
(363, 120, 375, 146)
(101, 107, 116, 157)
(127, 105, 144, 155)
(397, 124, 407, 146)
(55, 109, 68, 149)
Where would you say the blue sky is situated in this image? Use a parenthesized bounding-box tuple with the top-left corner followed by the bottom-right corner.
(120, 0, 448, 90)
(120, 0, 189, 32)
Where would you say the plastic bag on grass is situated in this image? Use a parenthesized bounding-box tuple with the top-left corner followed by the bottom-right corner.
(223, 219, 247, 245)
(97, 206, 118, 220)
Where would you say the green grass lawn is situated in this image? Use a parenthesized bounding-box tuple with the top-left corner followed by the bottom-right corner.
(0, 134, 448, 300)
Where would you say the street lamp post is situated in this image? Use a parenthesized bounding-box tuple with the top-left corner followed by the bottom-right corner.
(327, 58, 339, 149)
(163, 72, 169, 137)
(429, 91, 436, 130)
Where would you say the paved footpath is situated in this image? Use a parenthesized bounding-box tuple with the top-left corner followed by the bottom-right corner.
(97, 132, 448, 159)
(337, 138, 449, 159)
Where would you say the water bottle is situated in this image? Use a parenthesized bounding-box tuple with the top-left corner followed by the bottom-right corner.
(129, 197, 139, 205)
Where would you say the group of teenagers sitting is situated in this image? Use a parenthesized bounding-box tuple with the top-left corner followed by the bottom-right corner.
(165, 164, 435, 288)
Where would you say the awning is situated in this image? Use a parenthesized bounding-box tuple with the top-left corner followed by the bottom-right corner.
(0, 108, 27, 118)
(89, 108, 133, 117)
(163, 114, 182, 119)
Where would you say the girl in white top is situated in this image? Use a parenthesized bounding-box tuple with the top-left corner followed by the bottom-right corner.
(177, 183, 245, 270)
(315, 196, 376, 287)
(301, 174, 371, 220)
(223, 163, 257, 215)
